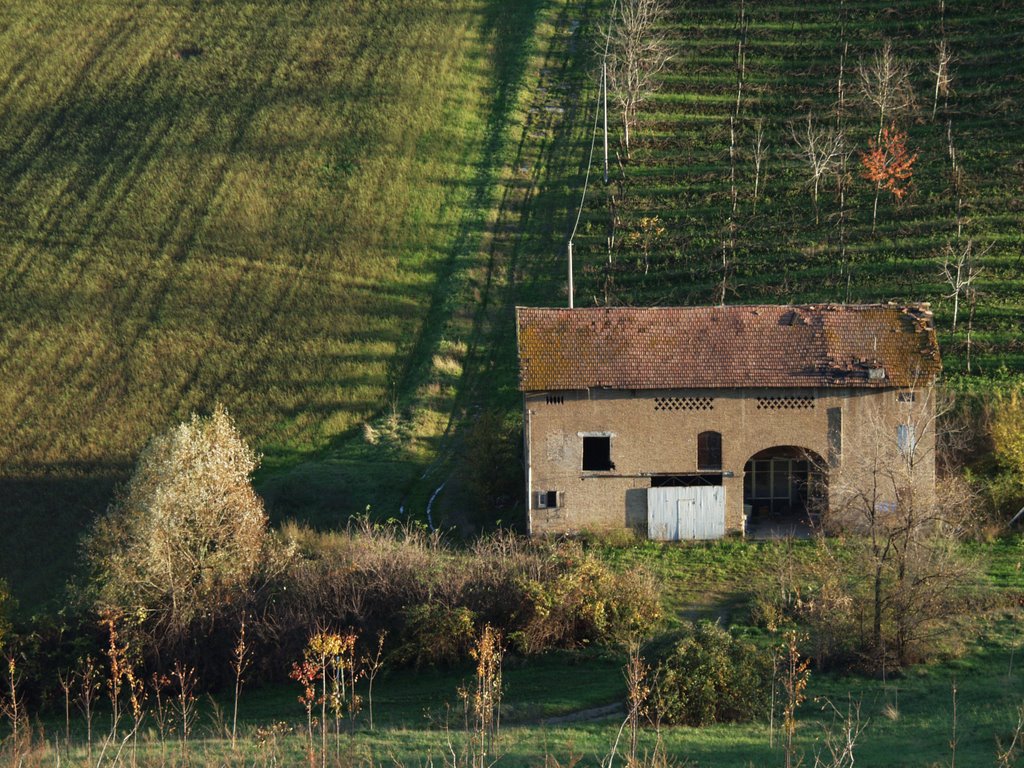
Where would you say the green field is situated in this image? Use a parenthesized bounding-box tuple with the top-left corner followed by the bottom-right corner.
(0, 0, 574, 604)
(1, 0, 1023, 605)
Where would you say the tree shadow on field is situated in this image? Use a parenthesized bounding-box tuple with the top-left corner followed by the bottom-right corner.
(0, 468, 126, 614)
(261, 0, 548, 525)
(386, 0, 545, 412)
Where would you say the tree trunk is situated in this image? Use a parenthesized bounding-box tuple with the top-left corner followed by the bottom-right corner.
(872, 184, 880, 234)
(873, 563, 884, 654)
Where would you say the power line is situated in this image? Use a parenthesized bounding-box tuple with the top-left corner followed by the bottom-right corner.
(567, 0, 619, 308)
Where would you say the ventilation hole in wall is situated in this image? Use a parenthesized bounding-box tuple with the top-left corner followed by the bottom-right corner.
(653, 396, 714, 411)
(545, 395, 565, 405)
(756, 396, 815, 410)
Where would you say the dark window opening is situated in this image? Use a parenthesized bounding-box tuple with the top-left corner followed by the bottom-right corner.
(827, 407, 842, 468)
(697, 431, 722, 471)
(546, 394, 564, 405)
(582, 436, 613, 471)
(897, 391, 915, 403)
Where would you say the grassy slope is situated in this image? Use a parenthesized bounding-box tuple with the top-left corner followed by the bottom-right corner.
(563, 0, 1024, 376)
(23, 539, 1024, 766)
(0, 0, 552, 604)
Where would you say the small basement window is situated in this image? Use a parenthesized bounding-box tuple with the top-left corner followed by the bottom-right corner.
(697, 431, 722, 471)
(582, 436, 613, 471)
(535, 490, 559, 509)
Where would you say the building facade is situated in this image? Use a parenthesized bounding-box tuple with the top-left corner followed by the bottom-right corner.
(516, 304, 942, 538)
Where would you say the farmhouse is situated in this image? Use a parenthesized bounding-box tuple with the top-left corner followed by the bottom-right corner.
(516, 304, 942, 539)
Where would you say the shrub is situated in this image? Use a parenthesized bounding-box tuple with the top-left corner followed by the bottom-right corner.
(271, 526, 660, 667)
(510, 543, 660, 655)
(979, 388, 1024, 523)
(991, 388, 1024, 479)
(649, 621, 772, 726)
(395, 604, 477, 667)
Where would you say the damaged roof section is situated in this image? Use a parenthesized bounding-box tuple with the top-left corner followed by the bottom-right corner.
(516, 304, 941, 391)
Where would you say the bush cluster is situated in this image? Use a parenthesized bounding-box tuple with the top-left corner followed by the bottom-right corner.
(275, 522, 661, 669)
(75, 408, 660, 680)
(647, 621, 772, 726)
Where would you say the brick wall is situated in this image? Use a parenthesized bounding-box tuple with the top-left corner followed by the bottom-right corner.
(524, 386, 935, 537)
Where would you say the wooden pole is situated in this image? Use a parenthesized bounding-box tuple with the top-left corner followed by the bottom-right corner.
(567, 240, 575, 308)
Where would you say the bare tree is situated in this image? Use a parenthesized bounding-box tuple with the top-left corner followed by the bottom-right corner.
(835, 0, 849, 125)
(751, 118, 768, 214)
(734, 0, 747, 119)
(941, 240, 987, 333)
(791, 114, 846, 224)
(727, 1, 747, 221)
(834, 17, 852, 296)
(605, 0, 671, 155)
(858, 40, 915, 138)
(813, 698, 866, 768)
(930, 40, 955, 119)
(965, 282, 979, 373)
(825, 386, 976, 668)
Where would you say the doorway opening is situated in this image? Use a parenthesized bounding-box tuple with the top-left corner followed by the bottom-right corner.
(743, 446, 825, 535)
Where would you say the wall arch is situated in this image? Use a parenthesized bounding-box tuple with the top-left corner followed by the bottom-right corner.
(743, 445, 827, 521)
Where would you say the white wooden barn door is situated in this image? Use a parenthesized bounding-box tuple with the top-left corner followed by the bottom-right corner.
(647, 486, 725, 540)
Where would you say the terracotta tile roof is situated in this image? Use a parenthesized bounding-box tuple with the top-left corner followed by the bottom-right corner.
(516, 304, 941, 391)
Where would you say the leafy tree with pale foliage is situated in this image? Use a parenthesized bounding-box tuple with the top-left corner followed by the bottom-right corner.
(992, 388, 1024, 480)
(86, 406, 270, 642)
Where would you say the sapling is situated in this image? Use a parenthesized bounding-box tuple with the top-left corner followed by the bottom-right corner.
(102, 612, 128, 739)
(76, 655, 100, 760)
(171, 661, 198, 759)
(57, 668, 72, 749)
(781, 631, 810, 768)
(231, 616, 251, 750)
(363, 631, 387, 731)
(1, 655, 23, 755)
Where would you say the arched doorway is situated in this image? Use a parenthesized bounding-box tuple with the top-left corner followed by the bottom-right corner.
(743, 446, 825, 534)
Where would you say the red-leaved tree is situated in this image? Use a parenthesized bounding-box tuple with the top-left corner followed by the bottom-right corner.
(861, 123, 918, 232)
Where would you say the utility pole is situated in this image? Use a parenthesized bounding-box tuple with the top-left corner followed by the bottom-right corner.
(567, 240, 575, 308)
(603, 59, 609, 183)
